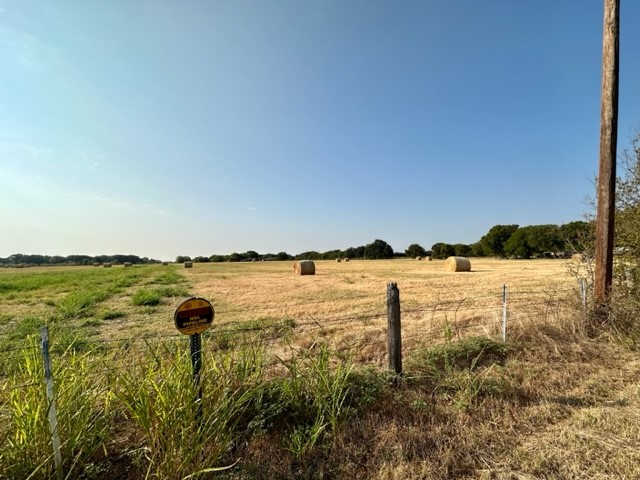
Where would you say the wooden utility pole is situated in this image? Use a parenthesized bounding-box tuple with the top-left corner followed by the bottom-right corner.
(594, 0, 620, 305)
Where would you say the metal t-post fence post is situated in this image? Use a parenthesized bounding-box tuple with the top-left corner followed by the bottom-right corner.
(41, 326, 63, 480)
(501, 285, 508, 342)
(190, 333, 203, 421)
(580, 278, 587, 313)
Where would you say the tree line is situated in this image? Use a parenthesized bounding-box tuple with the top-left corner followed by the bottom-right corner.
(0, 254, 160, 267)
(0, 220, 591, 268)
(177, 221, 592, 264)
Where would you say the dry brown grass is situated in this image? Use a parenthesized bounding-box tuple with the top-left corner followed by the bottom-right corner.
(2, 260, 638, 479)
(229, 327, 639, 480)
(173, 258, 576, 364)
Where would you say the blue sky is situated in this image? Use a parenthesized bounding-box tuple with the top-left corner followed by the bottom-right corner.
(1, 1, 639, 261)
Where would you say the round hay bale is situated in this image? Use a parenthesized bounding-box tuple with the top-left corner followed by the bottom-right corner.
(344, 258, 350, 262)
(162, 261, 169, 266)
(93, 262, 100, 267)
(445, 256, 471, 272)
(336, 258, 342, 263)
(293, 260, 315, 275)
(184, 261, 193, 268)
(416, 256, 422, 261)
(123, 262, 132, 268)
(426, 256, 432, 261)
(103, 263, 112, 268)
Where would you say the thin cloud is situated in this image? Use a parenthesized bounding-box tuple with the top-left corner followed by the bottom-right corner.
(0, 27, 59, 69)
(0, 140, 53, 157)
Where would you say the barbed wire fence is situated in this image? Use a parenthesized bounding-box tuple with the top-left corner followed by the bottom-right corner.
(0, 279, 589, 473)
(0, 279, 588, 395)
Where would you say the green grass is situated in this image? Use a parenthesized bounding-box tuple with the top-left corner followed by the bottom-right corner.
(131, 285, 190, 307)
(99, 310, 126, 320)
(0, 264, 190, 363)
(0, 337, 113, 480)
(275, 346, 354, 454)
(116, 342, 264, 478)
(55, 289, 110, 320)
(406, 336, 510, 374)
(131, 289, 163, 306)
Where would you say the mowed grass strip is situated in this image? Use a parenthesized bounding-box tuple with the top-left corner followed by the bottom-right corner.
(0, 265, 191, 349)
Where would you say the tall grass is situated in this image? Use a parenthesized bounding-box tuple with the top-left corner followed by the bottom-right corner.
(116, 341, 265, 479)
(0, 337, 113, 480)
(275, 346, 354, 455)
(55, 289, 110, 320)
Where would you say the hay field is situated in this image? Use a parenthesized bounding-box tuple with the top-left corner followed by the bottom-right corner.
(184, 258, 574, 319)
(177, 258, 578, 363)
(0, 259, 578, 360)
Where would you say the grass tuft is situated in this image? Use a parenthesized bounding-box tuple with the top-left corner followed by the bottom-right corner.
(56, 289, 109, 320)
(131, 289, 162, 306)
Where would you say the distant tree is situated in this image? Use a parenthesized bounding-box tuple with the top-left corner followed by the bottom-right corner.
(322, 249, 343, 260)
(503, 225, 563, 258)
(527, 225, 563, 254)
(244, 251, 260, 261)
(479, 225, 519, 257)
(559, 221, 593, 252)
(344, 246, 365, 259)
(405, 243, 427, 258)
(23, 254, 46, 265)
(504, 228, 533, 258)
(364, 239, 394, 259)
(209, 255, 226, 262)
(431, 243, 455, 259)
(295, 251, 321, 260)
(454, 244, 472, 257)
(193, 256, 210, 263)
(229, 252, 243, 262)
(276, 251, 293, 261)
(66, 255, 92, 265)
(470, 242, 485, 257)
(176, 255, 191, 263)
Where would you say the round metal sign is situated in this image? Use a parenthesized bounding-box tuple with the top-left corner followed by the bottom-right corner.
(174, 297, 215, 335)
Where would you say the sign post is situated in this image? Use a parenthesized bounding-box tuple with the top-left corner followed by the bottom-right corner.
(174, 297, 215, 419)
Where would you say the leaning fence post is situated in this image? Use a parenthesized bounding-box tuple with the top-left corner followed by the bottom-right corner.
(501, 284, 508, 342)
(387, 282, 402, 376)
(41, 326, 63, 480)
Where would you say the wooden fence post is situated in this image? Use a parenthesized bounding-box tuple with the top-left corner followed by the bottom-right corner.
(387, 282, 402, 375)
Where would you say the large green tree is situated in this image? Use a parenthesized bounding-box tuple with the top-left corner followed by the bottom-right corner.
(405, 243, 427, 258)
(454, 244, 472, 257)
(559, 221, 593, 252)
(431, 242, 455, 260)
(364, 239, 395, 259)
(504, 225, 564, 259)
(479, 224, 519, 257)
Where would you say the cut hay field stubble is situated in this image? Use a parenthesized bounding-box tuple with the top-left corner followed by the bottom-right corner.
(179, 258, 576, 364)
(0, 259, 576, 357)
